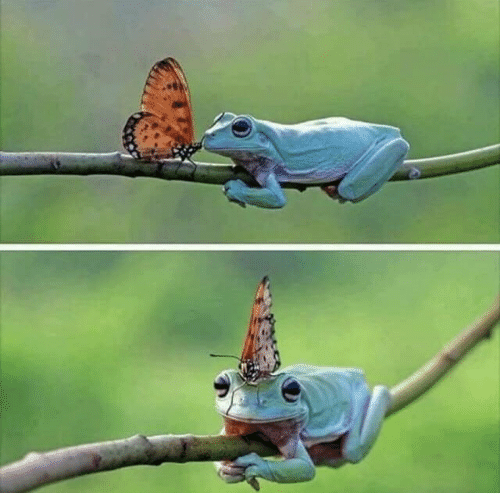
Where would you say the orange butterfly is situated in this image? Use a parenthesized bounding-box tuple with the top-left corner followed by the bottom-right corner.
(239, 276, 281, 384)
(122, 57, 202, 162)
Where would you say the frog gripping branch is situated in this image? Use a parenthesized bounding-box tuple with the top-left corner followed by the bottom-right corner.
(212, 277, 392, 489)
(4, 55, 498, 209)
(0, 291, 497, 492)
(203, 113, 410, 208)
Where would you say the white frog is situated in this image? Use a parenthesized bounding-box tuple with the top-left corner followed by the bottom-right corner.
(213, 365, 391, 487)
(203, 112, 409, 208)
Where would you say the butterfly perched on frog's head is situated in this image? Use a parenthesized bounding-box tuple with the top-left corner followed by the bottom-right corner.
(122, 57, 202, 162)
(238, 276, 280, 384)
(211, 277, 281, 385)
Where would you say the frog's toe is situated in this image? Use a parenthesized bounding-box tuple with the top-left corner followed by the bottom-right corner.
(223, 179, 245, 193)
(234, 453, 274, 481)
(233, 452, 262, 467)
(321, 185, 340, 200)
(219, 472, 246, 483)
(245, 465, 262, 480)
(223, 180, 247, 207)
(216, 461, 246, 483)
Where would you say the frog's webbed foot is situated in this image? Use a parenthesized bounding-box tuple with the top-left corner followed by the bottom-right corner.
(229, 443, 315, 485)
(223, 181, 247, 207)
(233, 452, 274, 485)
(215, 460, 260, 490)
(215, 460, 246, 483)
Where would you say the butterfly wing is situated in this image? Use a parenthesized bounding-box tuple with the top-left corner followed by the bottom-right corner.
(122, 57, 200, 161)
(239, 276, 281, 384)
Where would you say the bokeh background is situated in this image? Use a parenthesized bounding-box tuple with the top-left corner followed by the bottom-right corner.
(1, 0, 499, 243)
(1, 251, 498, 492)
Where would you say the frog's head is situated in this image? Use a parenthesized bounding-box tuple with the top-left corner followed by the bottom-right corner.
(203, 112, 274, 159)
(214, 368, 307, 423)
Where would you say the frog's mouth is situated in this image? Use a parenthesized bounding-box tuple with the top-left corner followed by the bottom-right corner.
(205, 147, 263, 160)
(219, 402, 306, 424)
(223, 416, 302, 451)
(221, 410, 303, 423)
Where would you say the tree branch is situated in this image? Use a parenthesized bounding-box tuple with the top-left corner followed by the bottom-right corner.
(1, 144, 498, 188)
(0, 434, 279, 493)
(387, 295, 500, 416)
(0, 297, 498, 492)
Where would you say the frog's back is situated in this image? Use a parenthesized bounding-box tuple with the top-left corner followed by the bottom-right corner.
(269, 117, 401, 139)
(281, 364, 370, 443)
(261, 117, 403, 183)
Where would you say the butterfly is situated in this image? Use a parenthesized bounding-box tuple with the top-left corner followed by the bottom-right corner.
(122, 57, 202, 162)
(239, 276, 281, 384)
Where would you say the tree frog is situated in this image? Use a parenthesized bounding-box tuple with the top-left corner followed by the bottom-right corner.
(214, 366, 391, 487)
(212, 277, 391, 488)
(203, 112, 409, 208)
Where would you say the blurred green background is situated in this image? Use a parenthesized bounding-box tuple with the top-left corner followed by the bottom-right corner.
(1, 251, 498, 492)
(1, 0, 499, 243)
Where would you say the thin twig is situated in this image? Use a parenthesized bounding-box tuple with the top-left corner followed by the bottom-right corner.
(0, 298, 498, 492)
(1, 144, 498, 188)
(387, 295, 500, 416)
(390, 143, 500, 180)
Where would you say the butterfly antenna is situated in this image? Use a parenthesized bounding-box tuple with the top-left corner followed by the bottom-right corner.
(225, 380, 247, 416)
(209, 353, 242, 362)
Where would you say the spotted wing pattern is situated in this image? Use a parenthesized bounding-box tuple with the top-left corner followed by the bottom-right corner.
(239, 276, 280, 384)
(122, 57, 201, 161)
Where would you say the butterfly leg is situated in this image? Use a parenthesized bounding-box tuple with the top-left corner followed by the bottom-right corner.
(184, 158, 198, 180)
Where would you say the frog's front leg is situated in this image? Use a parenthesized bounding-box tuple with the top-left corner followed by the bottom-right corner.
(232, 439, 315, 485)
(223, 172, 287, 208)
(343, 385, 391, 463)
(336, 137, 409, 202)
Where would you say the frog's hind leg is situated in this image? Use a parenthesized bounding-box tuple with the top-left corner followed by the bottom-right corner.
(342, 385, 391, 463)
(338, 138, 409, 202)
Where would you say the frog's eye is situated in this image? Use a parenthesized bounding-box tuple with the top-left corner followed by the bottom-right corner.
(281, 377, 300, 402)
(214, 373, 230, 398)
(231, 117, 252, 138)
